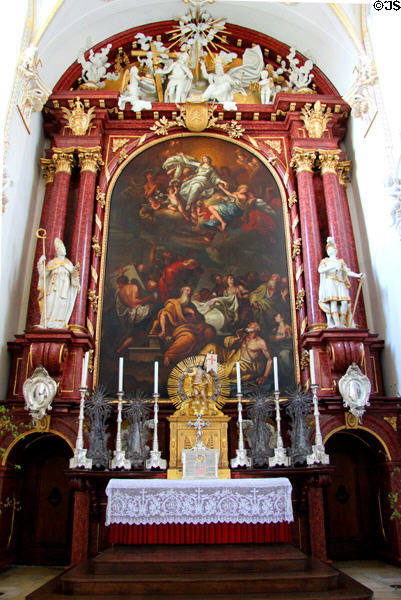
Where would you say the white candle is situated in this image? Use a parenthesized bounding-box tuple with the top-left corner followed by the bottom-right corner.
(154, 361, 159, 395)
(236, 361, 241, 394)
(81, 351, 89, 389)
(309, 349, 316, 385)
(118, 357, 124, 392)
(273, 356, 279, 391)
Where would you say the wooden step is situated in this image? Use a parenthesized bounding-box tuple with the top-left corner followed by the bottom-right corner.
(92, 543, 309, 574)
(60, 563, 339, 595)
(26, 544, 373, 600)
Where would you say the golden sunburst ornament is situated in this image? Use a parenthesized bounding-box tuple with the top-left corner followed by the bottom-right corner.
(168, 355, 230, 411)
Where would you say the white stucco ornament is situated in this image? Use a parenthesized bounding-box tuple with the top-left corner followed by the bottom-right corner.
(339, 363, 371, 423)
(23, 366, 57, 424)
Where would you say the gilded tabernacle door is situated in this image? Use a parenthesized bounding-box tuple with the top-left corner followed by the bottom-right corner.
(97, 134, 298, 396)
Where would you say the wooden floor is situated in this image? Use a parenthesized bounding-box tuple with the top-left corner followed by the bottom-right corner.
(26, 543, 373, 599)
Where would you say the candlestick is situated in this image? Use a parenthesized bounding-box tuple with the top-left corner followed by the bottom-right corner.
(146, 393, 167, 470)
(110, 391, 131, 470)
(69, 386, 92, 470)
(230, 392, 251, 468)
(309, 349, 316, 385)
(81, 351, 89, 389)
(269, 390, 290, 467)
(118, 357, 124, 393)
(154, 361, 158, 395)
(273, 356, 279, 391)
(236, 362, 241, 394)
(307, 384, 330, 465)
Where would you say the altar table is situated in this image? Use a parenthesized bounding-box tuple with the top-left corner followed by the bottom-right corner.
(106, 477, 293, 545)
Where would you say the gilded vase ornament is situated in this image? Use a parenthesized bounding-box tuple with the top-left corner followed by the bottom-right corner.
(300, 101, 331, 139)
(61, 97, 96, 136)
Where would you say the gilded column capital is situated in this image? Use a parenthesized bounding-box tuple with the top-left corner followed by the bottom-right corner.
(290, 148, 317, 174)
(40, 158, 56, 184)
(52, 148, 76, 174)
(77, 146, 104, 174)
(338, 160, 352, 186)
(318, 149, 341, 175)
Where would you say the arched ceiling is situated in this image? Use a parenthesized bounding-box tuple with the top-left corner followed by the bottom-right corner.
(35, 1, 361, 97)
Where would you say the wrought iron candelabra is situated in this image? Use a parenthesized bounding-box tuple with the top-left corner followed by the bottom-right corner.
(307, 384, 330, 465)
(231, 393, 251, 468)
(146, 393, 167, 469)
(269, 390, 290, 467)
(110, 391, 131, 470)
(69, 387, 92, 469)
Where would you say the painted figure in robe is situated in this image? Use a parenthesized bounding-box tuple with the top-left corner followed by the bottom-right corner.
(201, 321, 272, 388)
(149, 286, 216, 366)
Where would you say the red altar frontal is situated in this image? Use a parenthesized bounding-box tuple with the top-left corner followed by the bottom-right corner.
(2, 6, 401, 573)
(109, 522, 290, 545)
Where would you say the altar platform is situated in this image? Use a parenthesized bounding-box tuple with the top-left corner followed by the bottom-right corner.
(67, 466, 334, 565)
(26, 543, 373, 599)
(106, 477, 293, 545)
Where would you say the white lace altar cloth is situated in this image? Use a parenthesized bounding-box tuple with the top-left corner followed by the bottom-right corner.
(105, 478, 293, 526)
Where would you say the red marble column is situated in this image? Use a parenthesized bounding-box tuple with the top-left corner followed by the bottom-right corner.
(290, 148, 325, 330)
(26, 150, 75, 329)
(69, 147, 103, 333)
(308, 484, 328, 561)
(322, 155, 367, 328)
(70, 483, 90, 565)
(319, 151, 367, 328)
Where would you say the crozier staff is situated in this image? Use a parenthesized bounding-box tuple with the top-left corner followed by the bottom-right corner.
(37, 238, 80, 329)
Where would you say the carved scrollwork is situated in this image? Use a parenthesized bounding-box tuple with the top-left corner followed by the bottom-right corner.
(288, 191, 297, 208)
(300, 350, 310, 370)
(292, 237, 302, 260)
(91, 236, 101, 258)
(96, 186, 106, 209)
(87, 289, 99, 313)
(295, 289, 306, 310)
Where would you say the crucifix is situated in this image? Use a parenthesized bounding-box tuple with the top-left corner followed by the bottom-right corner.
(206, 353, 218, 373)
(131, 42, 177, 102)
(188, 413, 210, 447)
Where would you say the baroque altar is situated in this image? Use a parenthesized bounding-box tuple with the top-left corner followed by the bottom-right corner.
(4, 0, 401, 574)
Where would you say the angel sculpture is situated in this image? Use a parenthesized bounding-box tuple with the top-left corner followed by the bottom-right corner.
(118, 66, 152, 112)
(258, 64, 286, 104)
(77, 43, 119, 88)
(285, 47, 314, 91)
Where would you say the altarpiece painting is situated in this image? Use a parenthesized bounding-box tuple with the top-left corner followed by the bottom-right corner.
(97, 135, 297, 396)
